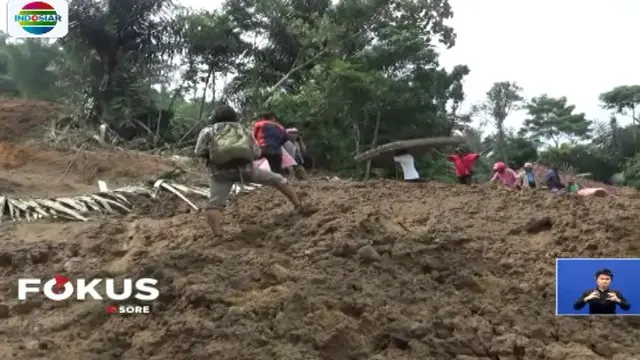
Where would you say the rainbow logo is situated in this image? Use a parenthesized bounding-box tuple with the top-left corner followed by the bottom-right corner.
(14, 1, 62, 35)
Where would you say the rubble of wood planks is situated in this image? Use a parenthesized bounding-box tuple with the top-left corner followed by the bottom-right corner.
(0, 180, 262, 223)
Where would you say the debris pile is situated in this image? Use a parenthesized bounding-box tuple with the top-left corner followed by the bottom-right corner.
(1, 180, 639, 359)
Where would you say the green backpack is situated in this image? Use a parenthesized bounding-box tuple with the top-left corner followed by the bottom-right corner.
(209, 122, 256, 166)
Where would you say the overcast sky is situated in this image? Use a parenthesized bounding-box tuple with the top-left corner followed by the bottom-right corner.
(439, 0, 640, 131)
(176, 0, 639, 132)
(2, 0, 638, 131)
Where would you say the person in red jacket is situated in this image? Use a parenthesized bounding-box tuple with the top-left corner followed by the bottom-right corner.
(447, 147, 480, 184)
(252, 112, 289, 173)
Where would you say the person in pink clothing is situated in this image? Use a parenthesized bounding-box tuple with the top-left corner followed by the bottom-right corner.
(490, 161, 520, 189)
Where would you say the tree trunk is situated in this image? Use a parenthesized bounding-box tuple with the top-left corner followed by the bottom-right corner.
(364, 110, 382, 181)
(198, 69, 214, 121)
(633, 108, 637, 141)
(496, 118, 507, 163)
(350, 106, 362, 176)
(167, 80, 186, 111)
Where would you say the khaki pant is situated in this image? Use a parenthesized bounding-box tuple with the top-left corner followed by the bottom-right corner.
(207, 166, 286, 210)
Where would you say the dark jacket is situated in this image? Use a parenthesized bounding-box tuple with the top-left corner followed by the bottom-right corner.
(573, 288, 631, 314)
(545, 168, 564, 190)
(252, 119, 287, 153)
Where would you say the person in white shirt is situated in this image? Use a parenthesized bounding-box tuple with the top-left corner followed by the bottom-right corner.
(392, 150, 424, 182)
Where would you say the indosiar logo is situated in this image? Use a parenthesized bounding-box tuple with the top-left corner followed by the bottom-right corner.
(7, 0, 69, 38)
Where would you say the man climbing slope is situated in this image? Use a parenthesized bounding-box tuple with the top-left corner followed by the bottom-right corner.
(194, 105, 308, 236)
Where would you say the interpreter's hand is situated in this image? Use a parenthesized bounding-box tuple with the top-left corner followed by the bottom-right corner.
(583, 290, 599, 301)
(607, 292, 621, 303)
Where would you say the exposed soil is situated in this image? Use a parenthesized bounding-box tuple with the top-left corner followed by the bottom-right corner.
(0, 141, 176, 197)
(0, 100, 59, 142)
(1, 176, 640, 359)
(1, 100, 640, 360)
(0, 99, 178, 197)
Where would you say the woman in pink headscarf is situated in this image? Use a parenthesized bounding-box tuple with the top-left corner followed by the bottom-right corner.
(490, 161, 520, 189)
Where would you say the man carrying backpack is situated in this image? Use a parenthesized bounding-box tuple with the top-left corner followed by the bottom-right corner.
(194, 105, 308, 236)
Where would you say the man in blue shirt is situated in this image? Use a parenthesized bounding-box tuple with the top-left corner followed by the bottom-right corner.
(518, 162, 537, 189)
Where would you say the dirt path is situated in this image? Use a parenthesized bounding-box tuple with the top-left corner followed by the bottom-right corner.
(1, 179, 639, 360)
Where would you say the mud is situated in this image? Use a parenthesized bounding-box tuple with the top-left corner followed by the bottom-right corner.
(1, 100, 640, 359)
(0, 141, 176, 197)
(0, 100, 60, 142)
(1, 174, 640, 360)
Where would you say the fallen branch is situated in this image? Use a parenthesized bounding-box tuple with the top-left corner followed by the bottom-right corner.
(1, 177, 264, 223)
(265, 49, 328, 99)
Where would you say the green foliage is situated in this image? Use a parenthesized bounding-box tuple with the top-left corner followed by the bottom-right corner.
(55, 0, 182, 128)
(0, 39, 61, 99)
(484, 132, 537, 168)
(600, 85, 640, 117)
(0, 0, 638, 183)
(475, 81, 523, 162)
(621, 153, 640, 188)
(538, 144, 617, 182)
(521, 95, 592, 147)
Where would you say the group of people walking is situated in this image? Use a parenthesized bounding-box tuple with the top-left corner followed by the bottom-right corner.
(393, 146, 576, 192)
(195, 104, 603, 236)
(194, 105, 313, 237)
(251, 113, 309, 177)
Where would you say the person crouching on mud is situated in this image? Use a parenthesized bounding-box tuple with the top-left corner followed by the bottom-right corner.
(194, 105, 308, 236)
(490, 161, 520, 189)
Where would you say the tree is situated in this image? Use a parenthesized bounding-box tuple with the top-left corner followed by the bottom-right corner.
(258, 0, 469, 177)
(599, 85, 640, 139)
(475, 81, 523, 162)
(57, 0, 181, 128)
(3, 39, 61, 100)
(484, 132, 538, 169)
(0, 35, 20, 96)
(521, 95, 592, 148)
(178, 10, 247, 120)
(0, 36, 61, 99)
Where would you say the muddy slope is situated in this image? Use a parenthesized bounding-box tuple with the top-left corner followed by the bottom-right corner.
(0, 141, 177, 197)
(0, 180, 639, 360)
(0, 100, 59, 142)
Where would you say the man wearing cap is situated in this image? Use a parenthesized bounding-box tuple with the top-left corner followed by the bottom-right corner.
(518, 162, 538, 189)
(283, 128, 304, 165)
(283, 128, 309, 179)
